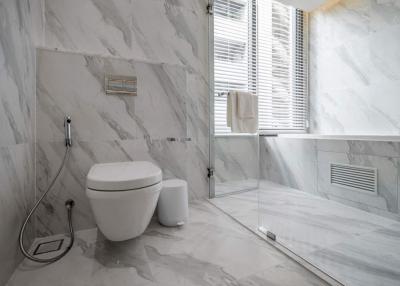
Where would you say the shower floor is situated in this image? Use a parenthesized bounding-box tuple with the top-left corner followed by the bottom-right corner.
(7, 201, 328, 286)
(215, 179, 259, 196)
(210, 181, 400, 286)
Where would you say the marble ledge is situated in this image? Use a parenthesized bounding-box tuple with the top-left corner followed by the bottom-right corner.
(36, 137, 195, 144)
(276, 134, 400, 142)
(35, 47, 202, 72)
(218, 133, 400, 142)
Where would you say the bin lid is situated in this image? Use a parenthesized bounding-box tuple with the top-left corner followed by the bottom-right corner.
(162, 179, 187, 190)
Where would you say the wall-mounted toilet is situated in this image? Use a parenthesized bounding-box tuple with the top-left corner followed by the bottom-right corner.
(86, 161, 162, 241)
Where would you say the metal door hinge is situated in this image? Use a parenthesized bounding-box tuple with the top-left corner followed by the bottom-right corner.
(207, 3, 214, 15)
(267, 231, 276, 241)
(207, 167, 214, 178)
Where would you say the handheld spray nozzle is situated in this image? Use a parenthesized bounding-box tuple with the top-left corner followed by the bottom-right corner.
(64, 116, 72, 147)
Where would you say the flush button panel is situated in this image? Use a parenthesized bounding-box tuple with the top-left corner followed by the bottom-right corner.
(105, 75, 137, 96)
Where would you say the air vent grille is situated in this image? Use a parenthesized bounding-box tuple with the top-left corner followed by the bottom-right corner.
(330, 163, 377, 194)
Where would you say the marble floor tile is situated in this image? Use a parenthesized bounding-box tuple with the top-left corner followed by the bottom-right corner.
(308, 223, 400, 286)
(238, 260, 329, 286)
(211, 180, 400, 286)
(215, 179, 259, 196)
(7, 201, 327, 286)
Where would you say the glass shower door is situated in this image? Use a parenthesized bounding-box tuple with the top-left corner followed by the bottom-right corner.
(209, 0, 259, 197)
(213, 135, 259, 197)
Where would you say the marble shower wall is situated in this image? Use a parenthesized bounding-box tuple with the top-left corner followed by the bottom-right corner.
(261, 137, 400, 221)
(0, 0, 36, 284)
(215, 136, 259, 183)
(309, 0, 400, 134)
(34, 0, 209, 236)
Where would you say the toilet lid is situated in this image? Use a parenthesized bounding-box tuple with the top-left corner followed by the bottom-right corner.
(87, 161, 162, 191)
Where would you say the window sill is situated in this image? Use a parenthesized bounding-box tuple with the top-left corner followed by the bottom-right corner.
(276, 134, 400, 142)
(214, 133, 257, 138)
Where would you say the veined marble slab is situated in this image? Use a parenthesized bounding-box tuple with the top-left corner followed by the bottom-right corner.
(36, 49, 207, 236)
(260, 137, 319, 195)
(261, 136, 400, 220)
(215, 136, 259, 185)
(0, 0, 35, 147)
(0, 144, 35, 285)
(42, 0, 208, 76)
(37, 49, 187, 142)
(0, 0, 36, 284)
(317, 150, 399, 214)
(309, 0, 400, 135)
(211, 180, 400, 286)
(6, 202, 328, 286)
(309, 223, 400, 286)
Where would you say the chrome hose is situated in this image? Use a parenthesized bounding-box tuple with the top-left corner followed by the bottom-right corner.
(19, 145, 75, 263)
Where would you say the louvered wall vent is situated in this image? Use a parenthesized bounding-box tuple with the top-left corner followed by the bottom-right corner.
(330, 163, 377, 194)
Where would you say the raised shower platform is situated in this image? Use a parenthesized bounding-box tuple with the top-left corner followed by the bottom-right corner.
(210, 180, 400, 286)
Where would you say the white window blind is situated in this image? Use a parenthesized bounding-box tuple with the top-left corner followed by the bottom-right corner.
(213, 0, 308, 134)
(214, 0, 257, 134)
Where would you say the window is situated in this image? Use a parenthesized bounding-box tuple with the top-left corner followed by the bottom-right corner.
(214, 0, 256, 134)
(213, 0, 308, 134)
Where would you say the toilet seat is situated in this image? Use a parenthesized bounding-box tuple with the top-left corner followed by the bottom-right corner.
(87, 161, 162, 191)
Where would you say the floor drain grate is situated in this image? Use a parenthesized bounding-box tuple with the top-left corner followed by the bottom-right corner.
(33, 239, 64, 255)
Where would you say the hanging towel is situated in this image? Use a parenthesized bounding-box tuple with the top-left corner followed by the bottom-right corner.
(237, 91, 257, 119)
(226, 91, 258, 133)
(226, 91, 235, 128)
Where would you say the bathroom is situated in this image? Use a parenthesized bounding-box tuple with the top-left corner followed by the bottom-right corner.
(1, 0, 399, 285)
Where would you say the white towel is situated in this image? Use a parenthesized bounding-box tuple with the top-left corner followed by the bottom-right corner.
(226, 91, 258, 133)
(227, 92, 234, 128)
(237, 91, 257, 119)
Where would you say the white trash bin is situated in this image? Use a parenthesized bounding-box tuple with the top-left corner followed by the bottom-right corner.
(157, 179, 188, 227)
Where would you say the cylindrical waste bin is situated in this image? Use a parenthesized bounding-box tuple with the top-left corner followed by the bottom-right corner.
(157, 179, 188, 227)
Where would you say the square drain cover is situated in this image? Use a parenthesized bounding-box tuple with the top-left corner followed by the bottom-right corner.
(33, 239, 64, 255)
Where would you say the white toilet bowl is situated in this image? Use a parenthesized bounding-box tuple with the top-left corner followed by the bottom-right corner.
(86, 161, 162, 241)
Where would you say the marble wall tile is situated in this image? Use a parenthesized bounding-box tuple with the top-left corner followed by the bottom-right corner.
(186, 142, 210, 200)
(214, 136, 259, 183)
(261, 137, 400, 222)
(29, 0, 45, 47)
(0, 144, 35, 286)
(33, 0, 210, 238)
(0, 0, 36, 284)
(309, 0, 400, 134)
(185, 70, 210, 199)
(317, 150, 398, 213)
(0, 0, 35, 147)
(316, 140, 400, 158)
(37, 50, 187, 142)
(43, 0, 208, 76)
(186, 70, 209, 151)
(260, 138, 318, 195)
(36, 49, 209, 236)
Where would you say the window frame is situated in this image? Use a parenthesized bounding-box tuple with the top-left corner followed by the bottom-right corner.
(213, 0, 309, 136)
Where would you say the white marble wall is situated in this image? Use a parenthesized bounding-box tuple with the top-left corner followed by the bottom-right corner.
(309, 0, 400, 134)
(215, 136, 259, 183)
(261, 137, 400, 221)
(260, 138, 319, 195)
(0, 0, 36, 284)
(36, 49, 209, 235)
(42, 0, 208, 74)
(35, 0, 209, 237)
